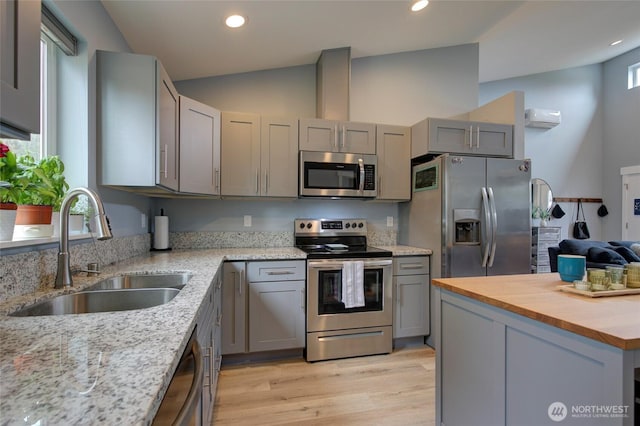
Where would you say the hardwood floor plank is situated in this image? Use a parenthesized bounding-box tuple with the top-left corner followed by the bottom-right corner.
(213, 346, 435, 425)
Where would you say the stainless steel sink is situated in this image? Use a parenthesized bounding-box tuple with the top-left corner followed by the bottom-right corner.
(84, 272, 193, 291)
(9, 288, 180, 317)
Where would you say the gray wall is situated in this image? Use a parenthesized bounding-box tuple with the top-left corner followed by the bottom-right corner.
(168, 44, 480, 236)
(51, 0, 153, 237)
(480, 64, 605, 240)
(480, 47, 640, 242)
(603, 47, 640, 240)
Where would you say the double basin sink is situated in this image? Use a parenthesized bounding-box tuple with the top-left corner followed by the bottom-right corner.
(10, 272, 192, 317)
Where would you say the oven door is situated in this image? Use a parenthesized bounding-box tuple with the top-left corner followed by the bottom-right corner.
(307, 258, 392, 332)
(299, 151, 377, 198)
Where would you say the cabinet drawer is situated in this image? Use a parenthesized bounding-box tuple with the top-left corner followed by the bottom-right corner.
(393, 256, 429, 276)
(247, 260, 306, 282)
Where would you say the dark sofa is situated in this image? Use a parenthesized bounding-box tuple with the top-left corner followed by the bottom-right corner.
(548, 240, 640, 272)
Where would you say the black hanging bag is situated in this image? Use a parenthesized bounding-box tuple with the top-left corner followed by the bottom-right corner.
(572, 199, 590, 240)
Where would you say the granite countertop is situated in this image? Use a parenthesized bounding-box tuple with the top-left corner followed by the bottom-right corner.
(433, 273, 640, 350)
(0, 247, 305, 426)
(376, 245, 432, 256)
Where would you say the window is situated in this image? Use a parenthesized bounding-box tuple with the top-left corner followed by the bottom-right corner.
(629, 62, 640, 90)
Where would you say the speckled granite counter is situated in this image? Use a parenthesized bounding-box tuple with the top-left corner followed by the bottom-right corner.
(0, 247, 305, 426)
(375, 245, 432, 256)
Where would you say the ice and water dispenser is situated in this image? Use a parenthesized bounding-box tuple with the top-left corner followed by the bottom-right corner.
(454, 209, 481, 245)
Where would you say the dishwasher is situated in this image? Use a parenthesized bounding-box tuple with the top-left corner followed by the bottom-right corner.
(153, 329, 203, 426)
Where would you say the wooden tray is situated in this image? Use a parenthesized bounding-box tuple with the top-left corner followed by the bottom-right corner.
(559, 284, 640, 298)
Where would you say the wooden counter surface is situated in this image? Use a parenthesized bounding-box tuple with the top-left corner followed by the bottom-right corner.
(432, 273, 640, 350)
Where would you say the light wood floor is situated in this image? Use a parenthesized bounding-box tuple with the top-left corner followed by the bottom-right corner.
(212, 345, 436, 425)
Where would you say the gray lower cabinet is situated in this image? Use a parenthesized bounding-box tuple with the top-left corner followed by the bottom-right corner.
(0, 0, 40, 139)
(393, 256, 430, 338)
(412, 117, 513, 158)
(436, 288, 637, 426)
(222, 260, 306, 355)
(196, 271, 221, 426)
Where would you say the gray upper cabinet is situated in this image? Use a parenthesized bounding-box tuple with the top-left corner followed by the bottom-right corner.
(376, 125, 411, 201)
(412, 118, 513, 158)
(179, 96, 221, 196)
(98, 50, 179, 191)
(299, 118, 376, 154)
(0, 0, 40, 139)
(221, 112, 298, 198)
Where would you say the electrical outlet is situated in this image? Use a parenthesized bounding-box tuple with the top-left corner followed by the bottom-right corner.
(387, 216, 394, 227)
(244, 215, 252, 227)
(141, 213, 147, 228)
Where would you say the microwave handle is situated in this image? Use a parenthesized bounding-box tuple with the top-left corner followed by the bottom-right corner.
(358, 158, 365, 193)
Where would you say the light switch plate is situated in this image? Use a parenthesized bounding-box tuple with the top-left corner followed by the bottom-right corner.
(387, 216, 394, 227)
(141, 213, 147, 228)
(244, 215, 252, 227)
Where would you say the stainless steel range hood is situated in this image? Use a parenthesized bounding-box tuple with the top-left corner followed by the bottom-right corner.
(316, 47, 351, 121)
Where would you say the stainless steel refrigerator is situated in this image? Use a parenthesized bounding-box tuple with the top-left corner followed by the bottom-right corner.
(399, 154, 532, 279)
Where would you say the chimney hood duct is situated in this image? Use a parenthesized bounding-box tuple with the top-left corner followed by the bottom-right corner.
(316, 47, 351, 121)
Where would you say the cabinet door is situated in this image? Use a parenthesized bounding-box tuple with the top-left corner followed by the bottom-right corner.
(221, 112, 261, 196)
(299, 118, 338, 152)
(248, 280, 305, 352)
(0, 0, 40, 138)
(196, 285, 214, 426)
(376, 125, 411, 200)
(427, 118, 471, 154)
(179, 96, 221, 195)
(157, 63, 179, 191)
(222, 262, 247, 354)
(474, 121, 513, 158)
(261, 117, 298, 197)
(341, 122, 376, 154)
(393, 274, 429, 338)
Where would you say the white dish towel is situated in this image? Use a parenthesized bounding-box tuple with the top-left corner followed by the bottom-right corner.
(342, 260, 365, 308)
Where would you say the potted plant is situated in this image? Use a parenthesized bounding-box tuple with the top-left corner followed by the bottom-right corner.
(532, 206, 551, 227)
(0, 143, 19, 240)
(13, 155, 69, 238)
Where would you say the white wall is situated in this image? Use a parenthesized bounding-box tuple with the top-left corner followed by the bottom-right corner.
(480, 64, 605, 241)
(603, 46, 640, 240)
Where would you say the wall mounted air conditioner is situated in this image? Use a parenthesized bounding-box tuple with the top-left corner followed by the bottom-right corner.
(524, 108, 561, 129)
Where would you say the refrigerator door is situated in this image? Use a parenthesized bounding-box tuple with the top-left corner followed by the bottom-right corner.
(486, 158, 531, 275)
(444, 156, 488, 278)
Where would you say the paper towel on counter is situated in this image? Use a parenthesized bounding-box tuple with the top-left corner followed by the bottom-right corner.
(154, 216, 169, 249)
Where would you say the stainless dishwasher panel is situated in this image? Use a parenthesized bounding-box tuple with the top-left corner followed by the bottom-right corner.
(153, 329, 203, 426)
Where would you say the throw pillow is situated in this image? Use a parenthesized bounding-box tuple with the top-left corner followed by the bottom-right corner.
(612, 245, 640, 262)
(559, 240, 608, 256)
(587, 247, 627, 265)
(631, 243, 640, 257)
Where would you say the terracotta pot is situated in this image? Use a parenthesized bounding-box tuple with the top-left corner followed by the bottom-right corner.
(15, 205, 53, 225)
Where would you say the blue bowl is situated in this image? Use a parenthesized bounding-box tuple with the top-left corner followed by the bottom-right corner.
(558, 255, 586, 282)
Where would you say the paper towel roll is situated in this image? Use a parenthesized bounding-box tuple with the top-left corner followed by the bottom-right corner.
(154, 216, 169, 249)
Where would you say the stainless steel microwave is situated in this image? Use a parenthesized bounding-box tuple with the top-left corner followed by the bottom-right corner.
(299, 151, 377, 198)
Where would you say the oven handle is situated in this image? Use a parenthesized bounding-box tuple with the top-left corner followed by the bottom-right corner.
(358, 158, 365, 193)
(308, 259, 392, 269)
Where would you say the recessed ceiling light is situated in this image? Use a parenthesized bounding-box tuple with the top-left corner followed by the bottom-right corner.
(411, 0, 429, 12)
(610, 39, 623, 46)
(225, 14, 246, 28)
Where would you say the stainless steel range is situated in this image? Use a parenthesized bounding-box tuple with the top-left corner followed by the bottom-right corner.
(295, 218, 393, 362)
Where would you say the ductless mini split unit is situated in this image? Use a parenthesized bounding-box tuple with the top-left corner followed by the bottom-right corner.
(524, 108, 561, 128)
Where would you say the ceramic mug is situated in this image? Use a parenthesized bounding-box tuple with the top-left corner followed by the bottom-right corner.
(557, 254, 586, 282)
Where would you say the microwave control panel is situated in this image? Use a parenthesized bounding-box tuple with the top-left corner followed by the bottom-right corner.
(363, 164, 376, 190)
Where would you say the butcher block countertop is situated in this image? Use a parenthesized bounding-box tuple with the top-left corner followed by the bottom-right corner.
(432, 273, 640, 350)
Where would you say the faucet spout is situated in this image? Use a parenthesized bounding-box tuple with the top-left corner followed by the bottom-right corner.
(55, 187, 113, 288)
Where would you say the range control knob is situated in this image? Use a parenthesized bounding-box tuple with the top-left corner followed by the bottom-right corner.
(299, 223, 306, 229)
(345, 223, 351, 228)
(352, 222, 357, 228)
(358, 222, 364, 228)
(306, 223, 312, 229)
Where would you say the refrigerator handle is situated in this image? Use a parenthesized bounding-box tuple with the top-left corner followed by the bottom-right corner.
(481, 187, 491, 268)
(487, 187, 498, 267)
